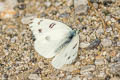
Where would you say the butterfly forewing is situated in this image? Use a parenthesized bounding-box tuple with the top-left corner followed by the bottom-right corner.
(29, 18, 72, 58)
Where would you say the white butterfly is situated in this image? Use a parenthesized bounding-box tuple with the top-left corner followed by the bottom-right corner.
(29, 18, 80, 69)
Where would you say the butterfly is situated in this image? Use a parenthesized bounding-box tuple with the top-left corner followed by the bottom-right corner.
(29, 18, 80, 69)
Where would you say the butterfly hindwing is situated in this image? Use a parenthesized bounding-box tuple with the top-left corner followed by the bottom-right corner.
(29, 18, 72, 58)
(51, 34, 79, 69)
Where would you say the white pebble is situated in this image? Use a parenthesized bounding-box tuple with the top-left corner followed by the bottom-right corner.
(28, 74, 41, 80)
(72, 75, 81, 80)
(101, 38, 112, 47)
(74, 0, 88, 14)
(80, 42, 90, 48)
(44, 1, 51, 7)
(0, 2, 5, 12)
(95, 59, 105, 65)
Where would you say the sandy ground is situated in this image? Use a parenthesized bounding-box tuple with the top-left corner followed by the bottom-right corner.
(0, 0, 120, 80)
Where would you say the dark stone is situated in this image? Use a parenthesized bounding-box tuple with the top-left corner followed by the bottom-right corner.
(0, 19, 2, 21)
(70, 4, 74, 9)
(88, 39, 101, 49)
(50, 10, 57, 15)
(7, 44, 11, 48)
(30, 58, 37, 63)
(117, 19, 120, 24)
(105, 75, 111, 80)
(0, 63, 4, 66)
(103, 10, 110, 16)
(18, 4, 26, 10)
(59, 13, 70, 18)
(17, 0, 24, 3)
(114, 37, 119, 41)
(33, 68, 42, 75)
(3, 74, 8, 78)
(106, 56, 111, 63)
(103, 1, 112, 7)
(90, 0, 99, 3)
(40, 12, 48, 17)
(82, 26, 87, 30)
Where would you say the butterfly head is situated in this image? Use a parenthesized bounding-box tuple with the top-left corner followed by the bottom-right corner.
(73, 29, 80, 34)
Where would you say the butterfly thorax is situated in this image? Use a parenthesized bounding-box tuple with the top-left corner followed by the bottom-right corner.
(68, 30, 76, 39)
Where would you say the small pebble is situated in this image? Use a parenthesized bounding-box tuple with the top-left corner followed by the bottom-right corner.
(40, 12, 48, 17)
(75, 61, 81, 66)
(58, 73, 64, 77)
(21, 15, 37, 24)
(105, 75, 111, 80)
(17, 0, 24, 3)
(93, 3, 98, 9)
(80, 42, 90, 48)
(74, 0, 88, 14)
(103, 1, 112, 7)
(0, 2, 5, 12)
(66, 75, 72, 80)
(90, 0, 99, 3)
(54, 2, 62, 7)
(101, 38, 112, 47)
(109, 63, 120, 76)
(88, 39, 101, 49)
(79, 33, 86, 41)
(18, 4, 26, 10)
(44, 1, 51, 7)
(95, 59, 105, 65)
(72, 75, 81, 80)
(11, 36, 18, 43)
(117, 19, 120, 24)
(97, 71, 106, 78)
(117, 41, 120, 46)
(33, 68, 42, 75)
(106, 27, 112, 32)
(111, 56, 120, 63)
(59, 13, 70, 18)
(3, 74, 8, 79)
(80, 65, 95, 74)
(28, 74, 41, 80)
(110, 77, 120, 80)
(96, 28, 104, 35)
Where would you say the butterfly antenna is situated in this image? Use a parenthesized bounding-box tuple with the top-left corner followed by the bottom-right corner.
(73, 0, 77, 29)
(73, 0, 75, 26)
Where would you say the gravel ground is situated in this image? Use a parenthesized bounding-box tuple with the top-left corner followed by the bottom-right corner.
(0, 0, 120, 80)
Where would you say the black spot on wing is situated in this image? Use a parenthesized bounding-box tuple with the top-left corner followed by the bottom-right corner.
(73, 43, 77, 49)
(49, 23, 56, 28)
(45, 36, 50, 41)
(67, 56, 71, 60)
(73, 54, 75, 56)
(38, 29, 42, 33)
(38, 22, 40, 25)
(38, 20, 43, 25)
(32, 34, 36, 41)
